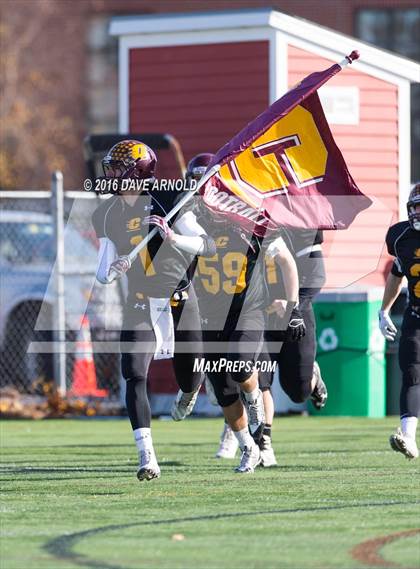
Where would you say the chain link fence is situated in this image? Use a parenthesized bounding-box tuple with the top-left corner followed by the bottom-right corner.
(0, 186, 124, 413)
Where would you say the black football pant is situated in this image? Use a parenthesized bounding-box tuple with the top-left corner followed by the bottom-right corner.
(203, 309, 265, 408)
(122, 286, 203, 429)
(259, 299, 316, 403)
(399, 308, 420, 418)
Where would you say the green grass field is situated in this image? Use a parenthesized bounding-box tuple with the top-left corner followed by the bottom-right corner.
(1, 417, 419, 569)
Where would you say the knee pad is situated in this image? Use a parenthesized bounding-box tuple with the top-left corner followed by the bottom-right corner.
(258, 369, 274, 392)
(207, 373, 240, 407)
(217, 392, 240, 408)
(231, 368, 254, 384)
(125, 375, 147, 391)
(282, 379, 312, 404)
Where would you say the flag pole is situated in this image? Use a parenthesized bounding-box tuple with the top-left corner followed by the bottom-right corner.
(339, 50, 360, 69)
(105, 164, 220, 283)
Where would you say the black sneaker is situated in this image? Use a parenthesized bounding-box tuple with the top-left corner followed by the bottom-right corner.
(311, 362, 328, 410)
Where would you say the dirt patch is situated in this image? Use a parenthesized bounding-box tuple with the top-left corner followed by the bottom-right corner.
(351, 528, 420, 568)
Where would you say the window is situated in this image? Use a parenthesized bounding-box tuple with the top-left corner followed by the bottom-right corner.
(355, 8, 420, 181)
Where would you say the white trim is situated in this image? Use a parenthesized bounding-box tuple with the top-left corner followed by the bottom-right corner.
(118, 36, 130, 133)
(269, 11, 420, 84)
(119, 27, 271, 49)
(267, 28, 278, 105)
(283, 34, 412, 87)
(110, 9, 272, 36)
(268, 29, 288, 104)
(296, 244, 322, 258)
(398, 81, 411, 220)
(110, 9, 420, 83)
(275, 32, 289, 99)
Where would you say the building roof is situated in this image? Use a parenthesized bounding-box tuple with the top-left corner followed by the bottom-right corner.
(110, 8, 420, 83)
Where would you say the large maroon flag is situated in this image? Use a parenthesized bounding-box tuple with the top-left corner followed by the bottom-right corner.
(201, 51, 372, 236)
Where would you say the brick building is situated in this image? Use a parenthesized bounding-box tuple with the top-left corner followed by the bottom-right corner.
(0, 0, 418, 191)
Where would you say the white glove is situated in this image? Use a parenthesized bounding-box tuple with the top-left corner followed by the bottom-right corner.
(378, 310, 397, 341)
(108, 255, 131, 279)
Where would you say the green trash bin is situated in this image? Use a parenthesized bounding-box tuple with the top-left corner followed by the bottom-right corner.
(312, 288, 386, 417)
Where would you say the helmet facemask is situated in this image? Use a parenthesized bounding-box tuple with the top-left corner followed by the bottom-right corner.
(185, 153, 215, 188)
(186, 166, 208, 186)
(407, 183, 420, 231)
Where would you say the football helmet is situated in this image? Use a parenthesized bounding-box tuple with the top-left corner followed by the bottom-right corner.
(102, 140, 157, 181)
(185, 153, 214, 185)
(407, 183, 420, 231)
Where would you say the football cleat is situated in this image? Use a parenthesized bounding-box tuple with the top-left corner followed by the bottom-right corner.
(389, 428, 419, 460)
(235, 444, 261, 473)
(259, 434, 278, 467)
(171, 388, 200, 421)
(311, 362, 328, 410)
(215, 423, 239, 459)
(242, 389, 265, 443)
(137, 450, 161, 481)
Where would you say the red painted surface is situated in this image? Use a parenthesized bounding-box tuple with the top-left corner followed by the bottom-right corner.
(288, 45, 399, 287)
(129, 41, 269, 169)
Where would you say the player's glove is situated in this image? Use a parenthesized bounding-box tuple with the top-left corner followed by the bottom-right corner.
(143, 215, 174, 240)
(286, 303, 306, 342)
(109, 255, 131, 279)
(378, 310, 397, 341)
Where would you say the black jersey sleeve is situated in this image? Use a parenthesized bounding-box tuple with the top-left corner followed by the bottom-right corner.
(386, 221, 410, 257)
(91, 202, 107, 238)
(386, 227, 396, 256)
(314, 230, 324, 245)
(390, 259, 404, 277)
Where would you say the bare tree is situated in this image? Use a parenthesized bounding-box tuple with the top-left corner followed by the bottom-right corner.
(0, 1, 80, 190)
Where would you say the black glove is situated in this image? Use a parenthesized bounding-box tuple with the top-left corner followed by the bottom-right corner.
(286, 304, 306, 342)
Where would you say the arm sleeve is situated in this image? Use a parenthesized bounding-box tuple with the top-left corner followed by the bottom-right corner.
(96, 238, 118, 284)
(172, 211, 216, 256)
(296, 249, 326, 290)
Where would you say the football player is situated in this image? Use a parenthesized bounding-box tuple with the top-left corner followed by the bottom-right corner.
(192, 204, 302, 473)
(215, 229, 328, 466)
(150, 162, 301, 472)
(185, 153, 215, 188)
(182, 153, 304, 471)
(92, 140, 216, 481)
(257, 228, 328, 466)
(379, 183, 420, 460)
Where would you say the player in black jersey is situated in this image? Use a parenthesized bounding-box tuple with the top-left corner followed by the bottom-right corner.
(214, 228, 328, 465)
(92, 140, 216, 481)
(189, 199, 301, 473)
(379, 183, 420, 460)
(256, 228, 328, 466)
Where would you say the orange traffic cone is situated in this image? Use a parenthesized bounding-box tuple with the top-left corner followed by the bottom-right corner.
(69, 316, 108, 398)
